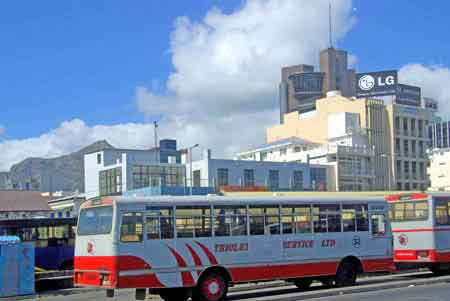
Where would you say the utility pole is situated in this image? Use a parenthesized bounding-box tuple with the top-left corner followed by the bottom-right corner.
(329, 1, 333, 48)
(153, 121, 158, 163)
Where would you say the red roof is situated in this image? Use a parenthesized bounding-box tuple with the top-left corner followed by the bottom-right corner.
(0, 190, 52, 212)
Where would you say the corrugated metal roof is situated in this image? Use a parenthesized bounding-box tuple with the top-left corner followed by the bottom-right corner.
(0, 190, 52, 212)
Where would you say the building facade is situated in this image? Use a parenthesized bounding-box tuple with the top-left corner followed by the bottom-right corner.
(427, 149, 450, 191)
(189, 150, 329, 192)
(0, 172, 12, 190)
(279, 48, 355, 122)
(268, 92, 436, 191)
(428, 120, 450, 149)
(84, 139, 185, 199)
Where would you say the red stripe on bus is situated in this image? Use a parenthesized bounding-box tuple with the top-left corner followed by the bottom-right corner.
(167, 246, 195, 286)
(195, 241, 218, 265)
(228, 258, 394, 283)
(74, 256, 164, 288)
(392, 228, 450, 233)
(186, 244, 203, 275)
(394, 249, 450, 263)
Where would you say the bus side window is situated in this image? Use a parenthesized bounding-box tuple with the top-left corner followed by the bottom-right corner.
(121, 212, 143, 242)
(356, 205, 369, 232)
(214, 206, 247, 237)
(313, 205, 341, 233)
(176, 206, 211, 238)
(146, 208, 174, 240)
(435, 200, 449, 225)
(371, 214, 386, 236)
(249, 206, 280, 235)
(281, 205, 311, 234)
(342, 205, 356, 232)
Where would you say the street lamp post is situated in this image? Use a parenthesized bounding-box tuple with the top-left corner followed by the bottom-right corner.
(189, 144, 199, 195)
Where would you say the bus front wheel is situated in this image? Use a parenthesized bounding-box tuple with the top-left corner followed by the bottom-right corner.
(335, 260, 357, 287)
(192, 272, 228, 301)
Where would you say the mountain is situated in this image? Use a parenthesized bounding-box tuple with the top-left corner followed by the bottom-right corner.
(9, 140, 113, 193)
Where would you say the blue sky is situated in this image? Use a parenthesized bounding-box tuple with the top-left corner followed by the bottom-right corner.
(0, 0, 450, 170)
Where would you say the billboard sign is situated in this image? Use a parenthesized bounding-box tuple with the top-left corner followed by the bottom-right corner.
(395, 84, 421, 107)
(356, 70, 398, 97)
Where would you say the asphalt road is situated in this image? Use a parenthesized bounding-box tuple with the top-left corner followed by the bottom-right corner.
(27, 282, 450, 301)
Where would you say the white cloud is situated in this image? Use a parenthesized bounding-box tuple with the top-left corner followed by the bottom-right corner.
(0, 119, 157, 171)
(137, 0, 356, 156)
(399, 64, 450, 117)
(0, 0, 358, 171)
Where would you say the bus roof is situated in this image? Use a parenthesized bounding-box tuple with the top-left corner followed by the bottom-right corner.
(101, 195, 387, 207)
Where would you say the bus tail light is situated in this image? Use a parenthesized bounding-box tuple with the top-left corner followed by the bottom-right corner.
(417, 250, 430, 259)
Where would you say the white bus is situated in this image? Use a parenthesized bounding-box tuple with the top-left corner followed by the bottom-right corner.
(389, 192, 450, 274)
(74, 195, 393, 301)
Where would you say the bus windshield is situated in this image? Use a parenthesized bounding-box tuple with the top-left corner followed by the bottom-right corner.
(78, 206, 113, 235)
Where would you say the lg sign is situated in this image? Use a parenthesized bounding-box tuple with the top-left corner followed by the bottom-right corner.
(356, 70, 398, 97)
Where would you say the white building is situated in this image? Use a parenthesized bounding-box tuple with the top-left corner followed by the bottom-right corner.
(84, 146, 185, 199)
(236, 112, 375, 191)
(187, 150, 329, 191)
(428, 149, 450, 191)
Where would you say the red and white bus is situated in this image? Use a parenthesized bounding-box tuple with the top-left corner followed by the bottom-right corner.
(389, 192, 450, 274)
(74, 195, 393, 301)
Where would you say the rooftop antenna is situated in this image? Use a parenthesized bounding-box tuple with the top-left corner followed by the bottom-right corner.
(329, 1, 333, 48)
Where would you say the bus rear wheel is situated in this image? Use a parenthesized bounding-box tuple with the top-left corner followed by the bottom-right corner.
(335, 260, 357, 287)
(192, 272, 228, 301)
(158, 288, 189, 301)
(293, 278, 313, 290)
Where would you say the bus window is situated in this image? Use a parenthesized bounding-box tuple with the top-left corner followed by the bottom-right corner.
(371, 214, 387, 236)
(390, 201, 428, 222)
(281, 205, 311, 234)
(175, 206, 211, 238)
(249, 206, 280, 235)
(214, 206, 247, 237)
(120, 212, 143, 242)
(146, 207, 173, 240)
(356, 205, 369, 231)
(78, 206, 113, 236)
(313, 205, 341, 233)
(342, 205, 356, 232)
(435, 200, 450, 225)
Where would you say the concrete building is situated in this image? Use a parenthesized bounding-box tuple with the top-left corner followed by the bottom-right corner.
(428, 120, 450, 149)
(48, 193, 85, 218)
(84, 139, 185, 199)
(428, 149, 450, 191)
(279, 48, 355, 122)
(237, 113, 375, 191)
(268, 92, 434, 191)
(188, 150, 329, 192)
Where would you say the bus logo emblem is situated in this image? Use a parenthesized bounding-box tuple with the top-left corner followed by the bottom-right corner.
(352, 236, 361, 248)
(398, 234, 408, 246)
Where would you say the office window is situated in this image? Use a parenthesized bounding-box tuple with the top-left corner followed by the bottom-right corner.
(244, 169, 255, 187)
(97, 154, 102, 165)
(268, 170, 279, 190)
(395, 138, 401, 154)
(419, 162, 425, 179)
(403, 140, 409, 157)
(411, 141, 416, 157)
(403, 117, 409, 136)
(217, 168, 229, 186)
(412, 162, 417, 179)
(395, 117, 401, 134)
(418, 119, 424, 137)
(419, 141, 424, 157)
(292, 170, 303, 190)
(404, 161, 410, 179)
(411, 119, 416, 136)
(396, 160, 402, 179)
(99, 167, 122, 196)
(193, 170, 201, 187)
(132, 165, 185, 189)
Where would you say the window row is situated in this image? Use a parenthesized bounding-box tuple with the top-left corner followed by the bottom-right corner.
(389, 201, 428, 222)
(120, 204, 371, 242)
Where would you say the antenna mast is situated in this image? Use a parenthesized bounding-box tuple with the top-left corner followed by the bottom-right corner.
(329, 1, 333, 48)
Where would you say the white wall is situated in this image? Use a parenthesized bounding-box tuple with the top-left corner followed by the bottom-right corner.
(429, 150, 450, 191)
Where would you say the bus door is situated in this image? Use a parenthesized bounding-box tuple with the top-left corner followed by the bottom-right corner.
(433, 196, 450, 256)
(367, 204, 391, 258)
(341, 204, 370, 257)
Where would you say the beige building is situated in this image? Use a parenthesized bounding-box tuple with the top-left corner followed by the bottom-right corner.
(427, 149, 450, 191)
(268, 92, 433, 191)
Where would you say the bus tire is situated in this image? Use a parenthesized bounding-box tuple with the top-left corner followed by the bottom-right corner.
(293, 278, 313, 290)
(192, 272, 228, 301)
(335, 260, 357, 287)
(158, 288, 189, 301)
